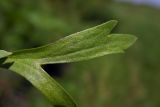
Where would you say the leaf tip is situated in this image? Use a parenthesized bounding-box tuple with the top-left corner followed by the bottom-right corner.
(124, 34, 137, 47)
(0, 50, 12, 59)
(106, 34, 137, 53)
(102, 20, 118, 31)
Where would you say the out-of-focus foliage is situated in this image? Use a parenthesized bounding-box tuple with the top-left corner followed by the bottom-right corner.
(0, 0, 160, 107)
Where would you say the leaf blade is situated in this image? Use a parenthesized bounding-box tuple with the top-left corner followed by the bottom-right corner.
(1, 20, 137, 107)
(38, 34, 137, 64)
(5, 59, 77, 107)
(10, 20, 118, 59)
(0, 50, 12, 59)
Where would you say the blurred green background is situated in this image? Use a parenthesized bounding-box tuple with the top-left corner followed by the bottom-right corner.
(0, 0, 160, 107)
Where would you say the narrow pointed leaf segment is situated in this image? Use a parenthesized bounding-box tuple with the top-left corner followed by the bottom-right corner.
(0, 20, 137, 107)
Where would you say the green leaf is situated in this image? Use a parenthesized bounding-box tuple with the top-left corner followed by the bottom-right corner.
(0, 20, 137, 107)
(9, 20, 118, 61)
(6, 59, 77, 107)
(0, 50, 12, 59)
